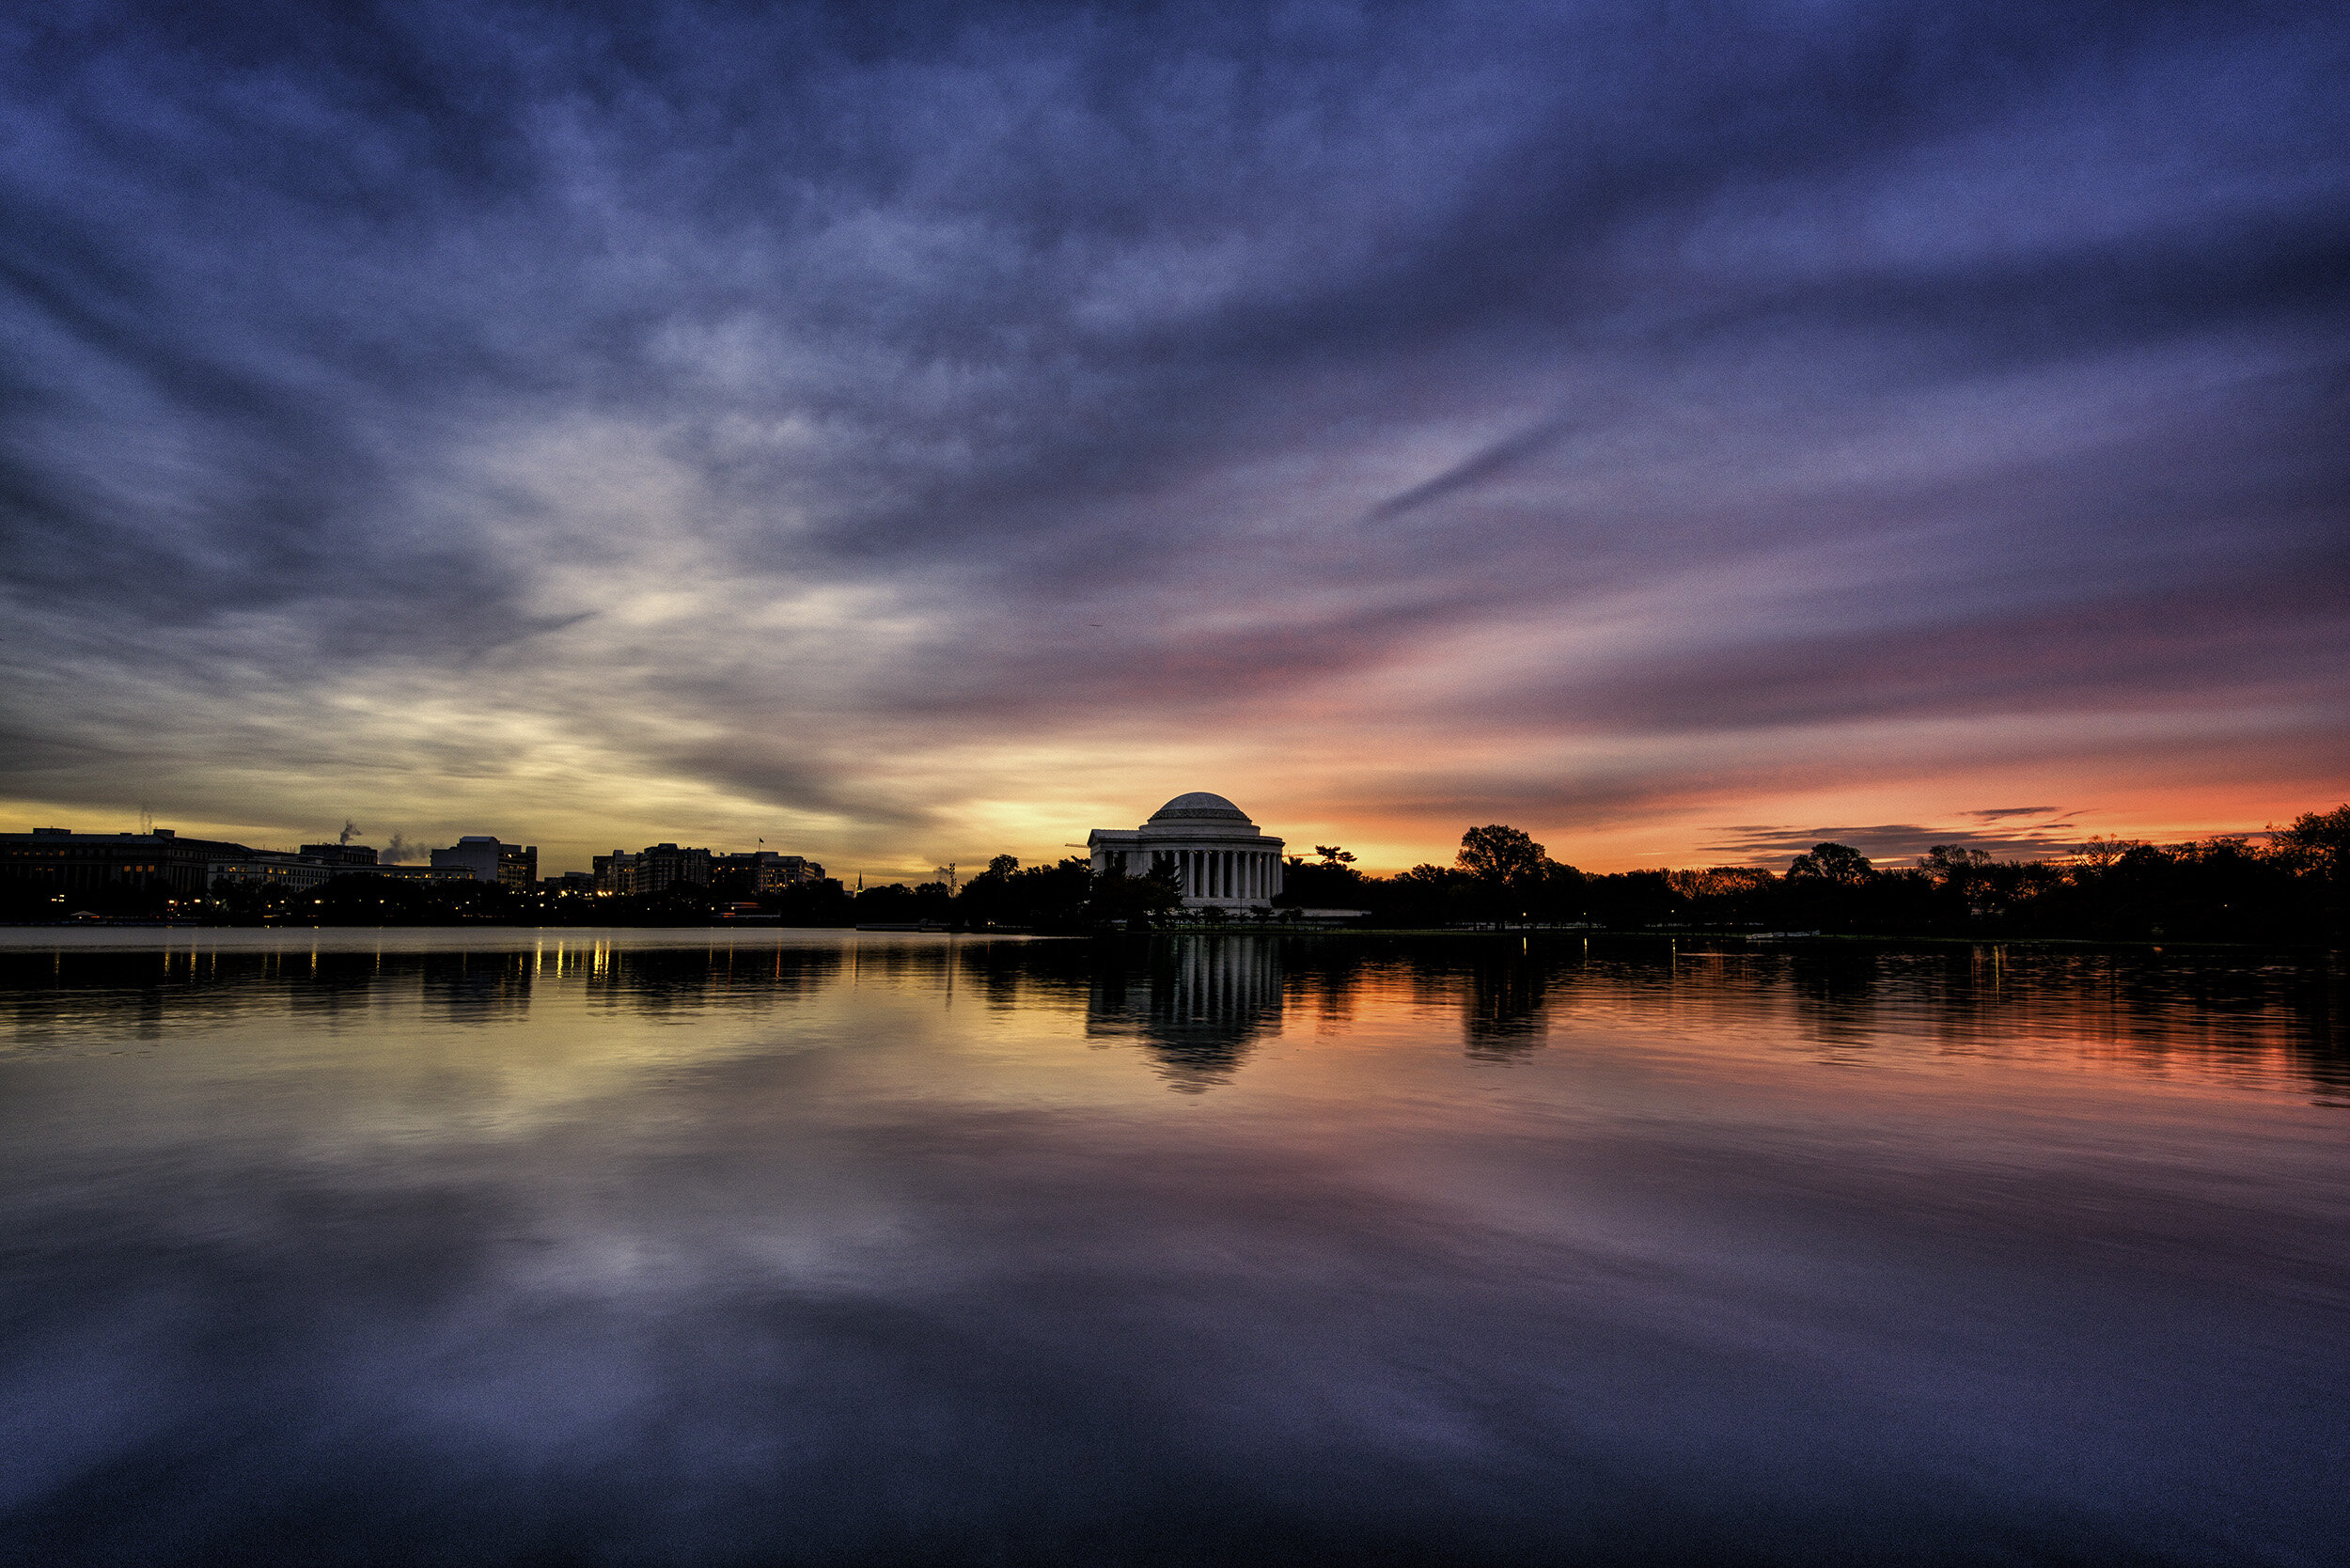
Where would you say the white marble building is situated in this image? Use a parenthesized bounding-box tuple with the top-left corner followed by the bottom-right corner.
(1088, 792, 1285, 910)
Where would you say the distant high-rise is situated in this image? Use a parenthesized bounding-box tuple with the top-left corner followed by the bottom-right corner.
(596, 844, 711, 896)
(431, 837, 537, 886)
(713, 851, 824, 892)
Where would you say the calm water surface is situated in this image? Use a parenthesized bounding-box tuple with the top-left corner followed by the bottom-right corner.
(0, 931, 2343, 1566)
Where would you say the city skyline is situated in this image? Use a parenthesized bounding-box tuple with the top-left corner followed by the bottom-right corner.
(3, 4, 2343, 881)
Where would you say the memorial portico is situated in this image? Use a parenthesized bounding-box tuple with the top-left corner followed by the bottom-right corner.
(1087, 792, 1285, 911)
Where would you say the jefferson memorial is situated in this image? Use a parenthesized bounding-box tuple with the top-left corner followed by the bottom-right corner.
(1088, 792, 1285, 911)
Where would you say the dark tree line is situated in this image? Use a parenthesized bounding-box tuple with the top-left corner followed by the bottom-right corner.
(22, 805, 2345, 942)
(1273, 807, 2350, 943)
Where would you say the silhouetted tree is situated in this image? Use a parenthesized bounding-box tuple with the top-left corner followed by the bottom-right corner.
(1919, 845, 1990, 883)
(2273, 806, 2350, 882)
(1456, 824, 1551, 923)
(1384, 863, 1466, 925)
(1084, 858, 1184, 927)
(1787, 842, 1873, 886)
(2075, 835, 2143, 870)
(1277, 852, 1371, 910)
(762, 878, 854, 925)
(1458, 824, 1546, 886)
(958, 855, 1091, 930)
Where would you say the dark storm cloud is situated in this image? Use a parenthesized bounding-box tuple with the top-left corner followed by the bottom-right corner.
(0, 0, 2343, 847)
(1705, 818, 2090, 867)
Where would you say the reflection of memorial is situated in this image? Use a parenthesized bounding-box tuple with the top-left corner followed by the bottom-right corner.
(1089, 937, 1285, 1090)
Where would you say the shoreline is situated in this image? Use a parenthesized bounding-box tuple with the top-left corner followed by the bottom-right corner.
(1, 919, 2339, 954)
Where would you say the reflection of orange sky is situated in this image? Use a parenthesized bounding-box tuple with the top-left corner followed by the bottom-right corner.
(12, 931, 2336, 1105)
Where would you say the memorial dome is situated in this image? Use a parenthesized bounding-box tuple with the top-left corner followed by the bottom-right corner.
(1086, 791, 1284, 906)
(1148, 792, 1253, 825)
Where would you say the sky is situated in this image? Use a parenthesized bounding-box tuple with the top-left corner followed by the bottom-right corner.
(1, 1, 2344, 880)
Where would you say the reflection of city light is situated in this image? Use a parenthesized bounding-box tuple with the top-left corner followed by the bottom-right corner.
(2, 935, 2341, 1104)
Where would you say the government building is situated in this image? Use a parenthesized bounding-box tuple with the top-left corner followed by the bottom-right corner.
(1088, 792, 1284, 911)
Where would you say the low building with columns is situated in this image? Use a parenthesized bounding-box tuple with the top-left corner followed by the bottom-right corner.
(1088, 792, 1285, 911)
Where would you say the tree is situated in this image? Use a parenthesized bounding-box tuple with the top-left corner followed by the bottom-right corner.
(1279, 845, 1369, 909)
(957, 855, 1092, 930)
(1084, 857, 1183, 927)
(1456, 825, 1555, 925)
(2075, 835, 2143, 870)
(1457, 825, 1546, 888)
(1384, 863, 1466, 925)
(1532, 856, 1589, 922)
(1786, 842, 1873, 886)
(1919, 845, 1990, 883)
(2272, 805, 2350, 880)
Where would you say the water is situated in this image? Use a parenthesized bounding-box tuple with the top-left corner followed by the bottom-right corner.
(0, 930, 2343, 1566)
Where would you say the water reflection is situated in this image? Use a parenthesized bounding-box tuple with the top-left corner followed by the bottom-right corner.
(3, 934, 2343, 1098)
(1787, 948, 1885, 1056)
(1087, 936, 1284, 1089)
(1462, 940, 1550, 1058)
(0, 930, 2346, 1564)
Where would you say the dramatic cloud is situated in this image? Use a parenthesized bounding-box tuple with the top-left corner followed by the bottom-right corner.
(2, 1, 2344, 873)
(1702, 815, 2090, 868)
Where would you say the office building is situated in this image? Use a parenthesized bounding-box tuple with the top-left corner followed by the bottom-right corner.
(431, 837, 538, 887)
(207, 855, 337, 893)
(594, 843, 712, 896)
(713, 851, 826, 892)
(299, 843, 379, 866)
(0, 827, 259, 901)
